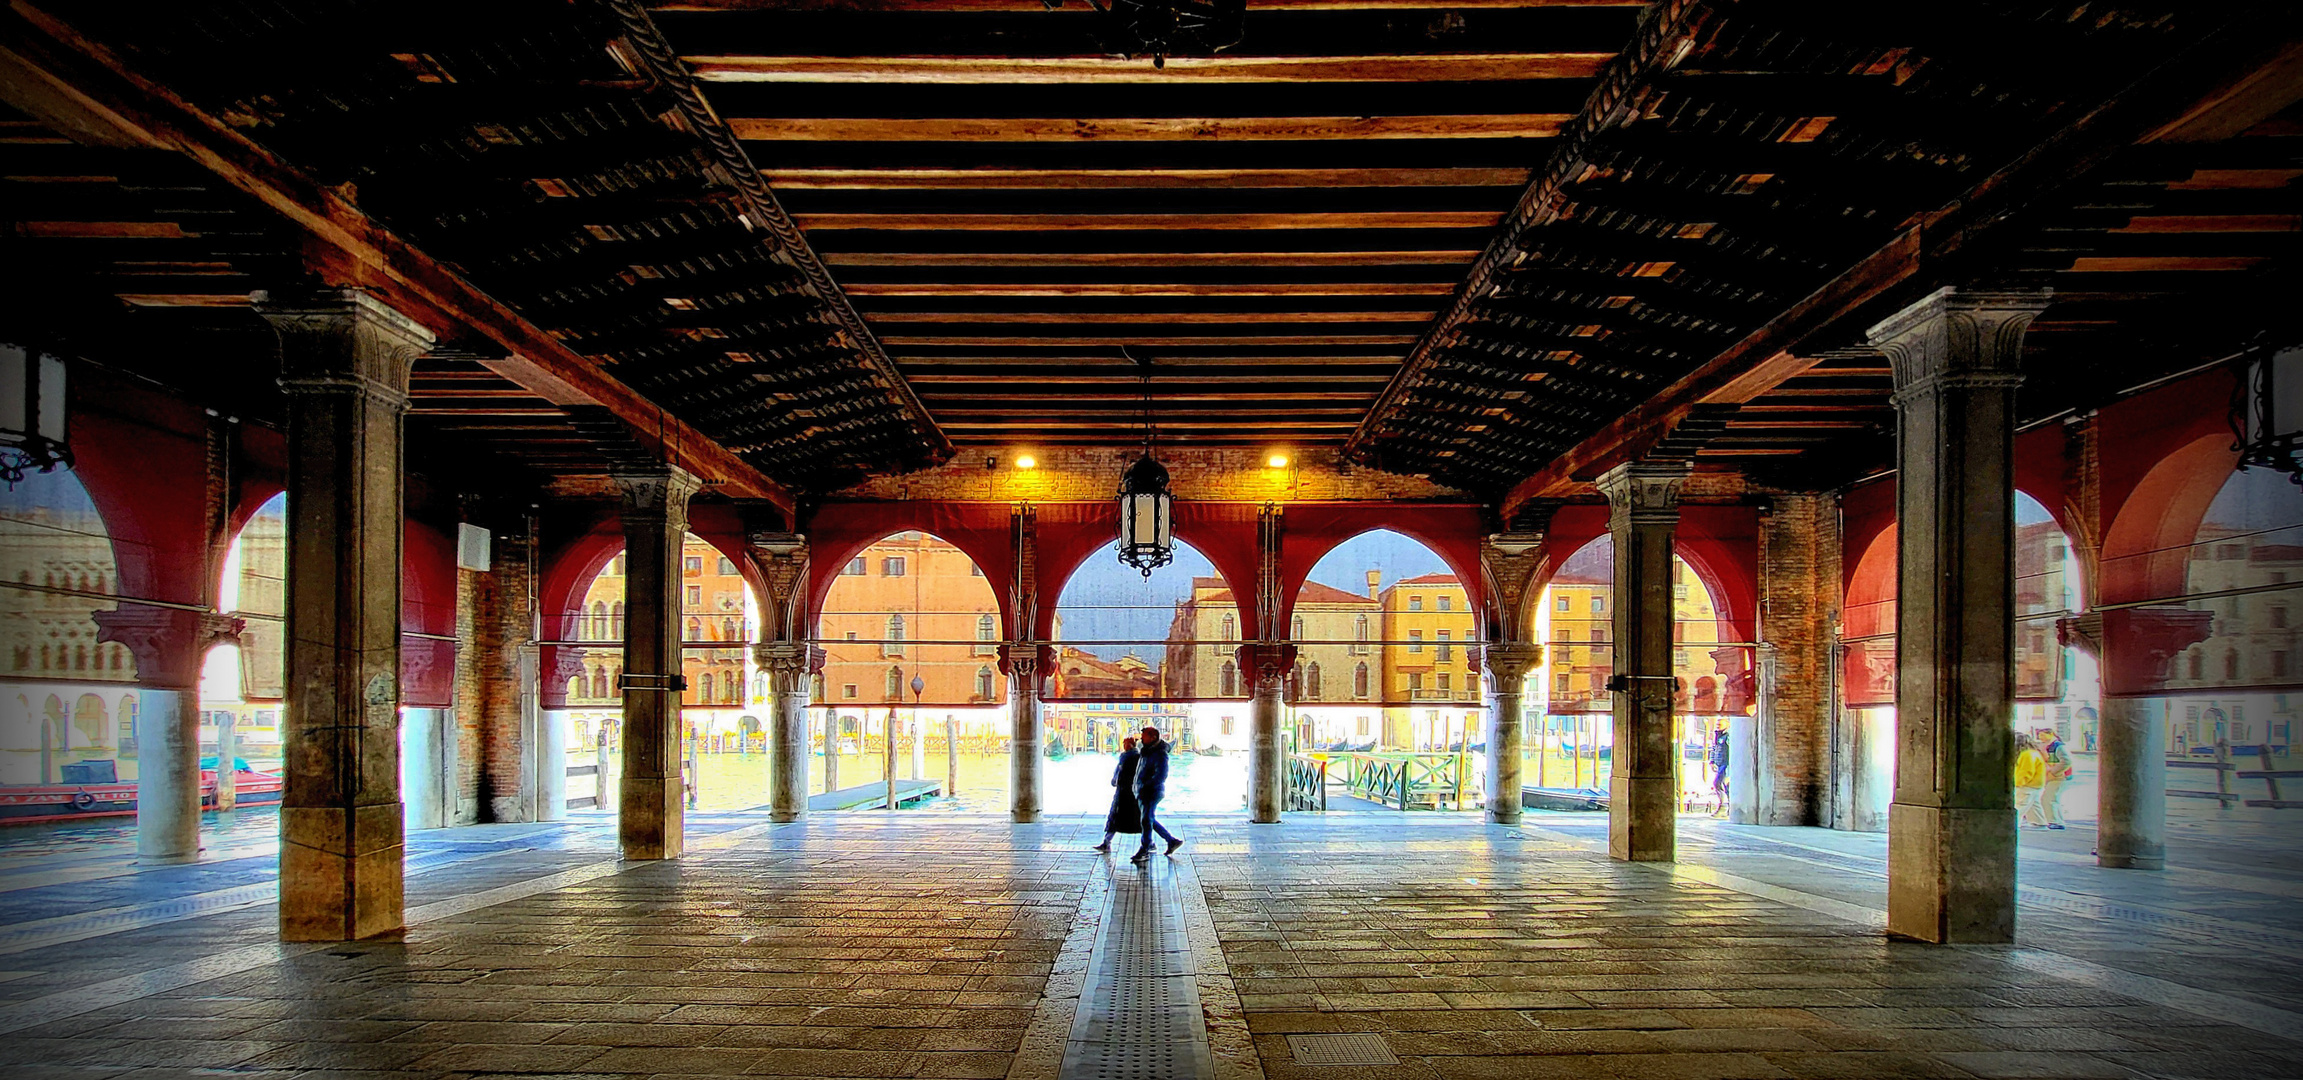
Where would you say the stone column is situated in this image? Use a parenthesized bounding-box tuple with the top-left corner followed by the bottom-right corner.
(260, 288, 432, 940)
(1483, 643, 1542, 824)
(758, 642, 811, 821)
(1869, 287, 2050, 944)
(2096, 697, 2164, 870)
(611, 466, 701, 860)
(1596, 460, 1690, 862)
(1249, 653, 1285, 824)
(98, 603, 238, 865)
(1006, 644, 1043, 822)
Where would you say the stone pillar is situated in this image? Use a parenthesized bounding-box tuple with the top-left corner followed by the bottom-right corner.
(214, 711, 237, 811)
(758, 643, 811, 822)
(99, 607, 237, 864)
(2096, 697, 2164, 870)
(1753, 494, 1837, 826)
(1006, 644, 1043, 822)
(1596, 460, 1690, 863)
(610, 466, 701, 860)
(1483, 644, 1542, 824)
(1249, 655, 1285, 824)
(260, 288, 432, 940)
(1868, 287, 2050, 944)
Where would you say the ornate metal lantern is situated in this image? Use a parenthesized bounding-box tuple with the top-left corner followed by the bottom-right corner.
(1117, 348, 1173, 577)
(0, 343, 70, 487)
(2234, 342, 2303, 486)
(1118, 453, 1174, 577)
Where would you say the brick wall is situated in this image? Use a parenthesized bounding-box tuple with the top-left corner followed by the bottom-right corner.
(452, 566, 482, 824)
(1755, 492, 1838, 825)
(832, 445, 1472, 503)
(451, 520, 538, 823)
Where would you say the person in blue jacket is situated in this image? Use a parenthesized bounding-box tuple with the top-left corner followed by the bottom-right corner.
(1132, 726, 1183, 862)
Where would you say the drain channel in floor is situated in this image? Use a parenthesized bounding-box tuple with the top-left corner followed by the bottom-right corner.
(1059, 859, 1214, 1080)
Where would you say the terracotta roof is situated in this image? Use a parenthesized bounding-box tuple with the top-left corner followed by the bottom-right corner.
(1397, 573, 1462, 586)
(1296, 580, 1380, 605)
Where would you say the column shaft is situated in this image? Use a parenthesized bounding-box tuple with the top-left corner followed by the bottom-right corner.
(135, 689, 200, 863)
(612, 468, 701, 860)
(1597, 461, 1689, 862)
(1484, 645, 1542, 824)
(1249, 669, 1284, 823)
(1870, 287, 2048, 943)
(2097, 697, 2165, 869)
(1008, 645, 1043, 822)
(262, 288, 432, 941)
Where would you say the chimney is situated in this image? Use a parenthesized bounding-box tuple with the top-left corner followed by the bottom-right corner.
(1366, 569, 1382, 600)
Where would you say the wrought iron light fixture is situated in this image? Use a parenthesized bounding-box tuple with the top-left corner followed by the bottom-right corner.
(1047, 0, 1246, 68)
(0, 343, 70, 487)
(1117, 349, 1174, 577)
(2233, 340, 2303, 486)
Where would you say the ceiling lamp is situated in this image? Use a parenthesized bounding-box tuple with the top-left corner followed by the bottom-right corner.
(0, 343, 70, 488)
(1117, 349, 1174, 578)
(1050, 0, 1246, 68)
(2234, 340, 2303, 486)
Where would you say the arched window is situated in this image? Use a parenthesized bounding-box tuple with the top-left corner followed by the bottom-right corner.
(686, 617, 702, 641)
(610, 601, 623, 638)
(699, 672, 714, 701)
(568, 675, 583, 700)
(590, 600, 608, 639)
(1221, 614, 1235, 641)
(885, 614, 906, 657)
(1354, 662, 1369, 698)
(1354, 615, 1370, 655)
(886, 666, 903, 699)
(1220, 661, 1237, 697)
(592, 667, 609, 699)
(976, 613, 998, 655)
(1288, 662, 1303, 700)
(722, 617, 739, 642)
(1292, 615, 1304, 641)
(976, 665, 995, 699)
(1307, 662, 1323, 699)
(75, 644, 87, 670)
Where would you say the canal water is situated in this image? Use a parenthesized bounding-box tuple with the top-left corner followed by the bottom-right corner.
(657, 747, 1252, 814)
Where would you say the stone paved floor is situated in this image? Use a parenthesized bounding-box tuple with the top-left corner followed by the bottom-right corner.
(0, 810, 2296, 1079)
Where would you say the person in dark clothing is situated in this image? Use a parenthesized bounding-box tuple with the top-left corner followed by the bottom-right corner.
(1132, 726, 1183, 862)
(1094, 736, 1144, 852)
(1708, 724, 1731, 817)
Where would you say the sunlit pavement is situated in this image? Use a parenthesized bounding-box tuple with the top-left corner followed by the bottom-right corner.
(0, 809, 2298, 1079)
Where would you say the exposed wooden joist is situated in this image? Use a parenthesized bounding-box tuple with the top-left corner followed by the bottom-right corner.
(2112, 214, 2302, 232)
(846, 281, 1456, 297)
(729, 115, 1569, 141)
(688, 53, 1615, 84)
(822, 250, 1480, 267)
(762, 167, 1531, 190)
(882, 333, 1419, 346)
(654, 0, 1641, 11)
(2066, 255, 2266, 271)
(15, 219, 182, 237)
(864, 310, 1435, 325)
(795, 212, 1500, 230)
(0, 4, 797, 511)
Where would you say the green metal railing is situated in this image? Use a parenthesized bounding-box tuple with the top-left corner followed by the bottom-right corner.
(1326, 751, 1478, 810)
(1284, 755, 1327, 812)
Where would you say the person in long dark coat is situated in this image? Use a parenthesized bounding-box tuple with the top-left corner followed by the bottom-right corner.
(1093, 736, 1144, 852)
(1131, 726, 1183, 862)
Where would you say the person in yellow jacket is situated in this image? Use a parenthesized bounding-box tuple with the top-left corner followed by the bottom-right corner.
(2014, 732, 2048, 828)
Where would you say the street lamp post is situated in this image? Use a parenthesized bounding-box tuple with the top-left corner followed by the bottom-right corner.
(885, 674, 899, 811)
(911, 674, 927, 783)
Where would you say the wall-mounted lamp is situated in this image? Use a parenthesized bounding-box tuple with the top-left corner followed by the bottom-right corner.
(1015, 454, 1038, 470)
(1266, 453, 1290, 469)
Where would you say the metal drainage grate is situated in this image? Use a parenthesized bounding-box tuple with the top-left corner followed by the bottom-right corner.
(1287, 1033, 1400, 1066)
(1061, 865, 1215, 1080)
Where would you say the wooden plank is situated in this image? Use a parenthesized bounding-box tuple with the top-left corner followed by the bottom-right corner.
(923, 391, 1372, 403)
(2112, 214, 2303, 233)
(762, 166, 1530, 189)
(883, 333, 1419, 346)
(2066, 256, 2267, 271)
(796, 211, 1500, 230)
(864, 310, 1435, 324)
(823, 250, 1479, 267)
(656, 0, 1640, 11)
(115, 292, 246, 306)
(16, 219, 182, 237)
(689, 53, 1617, 84)
(846, 281, 1456, 297)
(0, 6, 798, 511)
(2168, 168, 2303, 190)
(730, 114, 1569, 141)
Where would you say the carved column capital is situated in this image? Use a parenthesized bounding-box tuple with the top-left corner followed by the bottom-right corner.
(609, 466, 702, 532)
(1596, 460, 1689, 529)
(257, 288, 433, 408)
(92, 606, 239, 691)
(1484, 642, 1545, 683)
(2056, 611, 2104, 660)
(1866, 287, 2051, 401)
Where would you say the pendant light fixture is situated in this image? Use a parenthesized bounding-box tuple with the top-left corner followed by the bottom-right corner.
(1116, 348, 1174, 577)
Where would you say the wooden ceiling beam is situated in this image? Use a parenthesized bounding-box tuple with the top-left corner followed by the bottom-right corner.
(863, 309, 1434, 325)
(730, 115, 1569, 142)
(762, 167, 1530, 190)
(687, 53, 1614, 84)
(795, 211, 1500, 230)
(846, 281, 1456, 297)
(822, 250, 1479, 267)
(654, 1, 1641, 11)
(883, 333, 1419, 347)
(0, 4, 796, 511)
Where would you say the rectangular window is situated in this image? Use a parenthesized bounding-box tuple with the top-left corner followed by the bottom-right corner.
(1409, 630, 1423, 654)
(1437, 630, 1452, 662)
(718, 555, 737, 576)
(684, 585, 701, 608)
(1409, 596, 1424, 612)
(842, 684, 858, 699)
(1408, 673, 1423, 691)
(1438, 673, 1451, 692)
(1556, 595, 1571, 612)
(843, 557, 865, 575)
(683, 556, 703, 575)
(2275, 606, 2291, 629)
(1556, 673, 1570, 693)
(845, 631, 858, 641)
(1438, 596, 1452, 612)
(1356, 716, 1370, 736)
(1591, 596, 1606, 613)
(1468, 675, 1480, 697)
(883, 557, 906, 577)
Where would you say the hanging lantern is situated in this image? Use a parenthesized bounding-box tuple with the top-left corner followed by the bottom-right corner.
(1117, 453, 1173, 577)
(0, 343, 71, 487)
(2234, 343, 2303, 486)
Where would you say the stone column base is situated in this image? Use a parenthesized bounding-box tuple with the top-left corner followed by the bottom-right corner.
(620, 776, 686, 860)
(1887, 801, 2015, 943)
(280, 803, 405, 941)
(1607, 774, 1676, 862)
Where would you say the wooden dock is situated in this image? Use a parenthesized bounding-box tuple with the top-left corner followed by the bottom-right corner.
(808, 778, 944, 811)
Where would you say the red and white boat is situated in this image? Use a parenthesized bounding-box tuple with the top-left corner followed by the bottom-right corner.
(0, 766, 284, 825)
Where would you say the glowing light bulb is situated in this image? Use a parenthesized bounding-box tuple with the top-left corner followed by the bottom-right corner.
(1014, 454, 1037, 470)
(1267, 454, 1290, 469)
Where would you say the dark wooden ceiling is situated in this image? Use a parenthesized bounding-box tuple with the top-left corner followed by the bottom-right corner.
(3, 0, 2298, 502)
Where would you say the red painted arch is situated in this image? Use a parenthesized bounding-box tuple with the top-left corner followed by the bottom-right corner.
(1273, 504, 1489, 637)
(2099, 433, 2241, 606)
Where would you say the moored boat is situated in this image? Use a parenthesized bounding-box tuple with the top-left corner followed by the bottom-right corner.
(0, 766, 285, 825)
